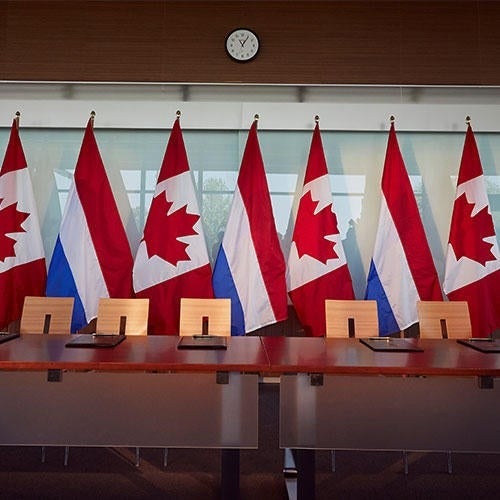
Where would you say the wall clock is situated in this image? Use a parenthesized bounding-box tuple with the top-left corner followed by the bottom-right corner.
(225, 28, 260, 62)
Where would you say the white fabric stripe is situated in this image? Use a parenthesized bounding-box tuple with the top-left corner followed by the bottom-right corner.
(223, 187, 276, 331)
(59, 183, 108, 320)
(444, 244, 500, 293)
(132, 171, 210, 292)
(0, 169, 45, 272)
(373, 196, 420, 329)
(287, 240, 347, 290)
(457, 176, 492, 215)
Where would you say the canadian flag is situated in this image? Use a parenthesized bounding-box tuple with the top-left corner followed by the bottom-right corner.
(0, 117, 46, 328)
(287, 121, 354, 336)
(444, 122, 500, 337)
(133, 115, 213, 334)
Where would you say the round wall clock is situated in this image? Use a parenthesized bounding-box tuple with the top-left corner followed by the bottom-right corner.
(225, 28, 260, 62)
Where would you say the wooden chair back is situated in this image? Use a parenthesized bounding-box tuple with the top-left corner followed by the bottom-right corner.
(20, 296, 74, 334)
(325, 299, 379, 338)
(95, 298, 149, 336)
(417, 301, 471, 339)
(179, 298, 231, 336)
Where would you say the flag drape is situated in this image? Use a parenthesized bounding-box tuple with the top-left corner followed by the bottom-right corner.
(46, 117, 134, 332)
(212, 119, 287, 335)
(0, 118, 46, 328)
(133, 116, 213, 334)
(365, 122, 442, 335)
(287, 122, 354, 336)
(443, 123, 500, 337)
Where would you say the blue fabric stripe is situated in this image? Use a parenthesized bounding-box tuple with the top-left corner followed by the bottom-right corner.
(212, 246, 245, 336)
(365, 260, 399, 336)
(46, 236, 87, 332)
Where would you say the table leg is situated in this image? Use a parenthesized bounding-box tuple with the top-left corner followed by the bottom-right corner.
(295, 449, 315, 500)
(221, 449, 240, 500)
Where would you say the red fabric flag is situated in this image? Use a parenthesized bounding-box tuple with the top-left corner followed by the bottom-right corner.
(287, 122, 354, 336)
(0, 118, 46, 328)
(46, 117, 134, 331)
(365, 123, 442, 335)
(444, 124, 500, 336)
(133, 116, 213, 334)
(212, 119, 288, 334)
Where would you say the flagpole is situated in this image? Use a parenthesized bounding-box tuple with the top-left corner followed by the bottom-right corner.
(90, 110, 95, 128)
(14, 111, 20, 129)
(315, 115, 319, 123)
(390, 115, 395, 124)
(465, 115, 471, 125)
(176, 109, 181, 119)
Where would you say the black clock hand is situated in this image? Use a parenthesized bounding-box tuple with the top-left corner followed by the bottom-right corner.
(241, 36, 249, 46)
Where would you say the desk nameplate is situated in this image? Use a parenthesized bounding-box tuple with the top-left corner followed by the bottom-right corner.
(359, 337, 424, 352)
(177, 335, 227, 350)
(0, 332, 20, 344)
(65, 334, 126, 348)
(457, 339, 500, 353)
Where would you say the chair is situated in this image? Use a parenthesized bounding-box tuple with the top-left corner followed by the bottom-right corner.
(179, 298, 231, 337)
(94, 298, 149, 466)
(417, 300, 471, 339)
(20, 296, 74, 335)
(95, 298, 149, 336)
(325, 299, 379, 338)
(20, 296, 75, 465)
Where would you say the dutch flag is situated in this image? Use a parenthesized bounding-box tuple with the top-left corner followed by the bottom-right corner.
(365, 120, 442, 335)
(46, 116, 134, 332)
(212, 118, 287, 335)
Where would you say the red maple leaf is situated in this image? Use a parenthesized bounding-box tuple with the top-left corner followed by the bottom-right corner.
(143, 193, 200, 266)
(293, 191, 339, 264)
(449, 193, 496, 266)
(0, 199, 30, 262)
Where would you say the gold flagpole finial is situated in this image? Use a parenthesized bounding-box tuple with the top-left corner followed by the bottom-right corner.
(176, 110, 181, 118)
(254, 113, 259, 121)
(390, 115, 395, 124)
(90, 110, 96, 119)
(465, 115, 471, 125)
(314, 115, 320, 123)
(14, 111, 21, 129)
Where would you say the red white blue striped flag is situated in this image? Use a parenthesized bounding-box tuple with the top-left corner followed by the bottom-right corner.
(212, 118, 287, 335)
(365, 121, 442, 335)
(47, 116, 134, 331)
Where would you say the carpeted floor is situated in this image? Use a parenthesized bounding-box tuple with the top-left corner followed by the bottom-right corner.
(1, 382, 499, 499)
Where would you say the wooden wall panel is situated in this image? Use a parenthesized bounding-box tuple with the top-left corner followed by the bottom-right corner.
(1, 1, 500, 85)
(399, 1, 480, 85)
(1, 1, 166, 81)
(477, 1, 500, 84)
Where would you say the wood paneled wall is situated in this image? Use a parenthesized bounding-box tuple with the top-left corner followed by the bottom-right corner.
(1, 0, 500, 85)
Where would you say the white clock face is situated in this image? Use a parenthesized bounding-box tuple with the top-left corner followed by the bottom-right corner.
(225, 29, 259, 62)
